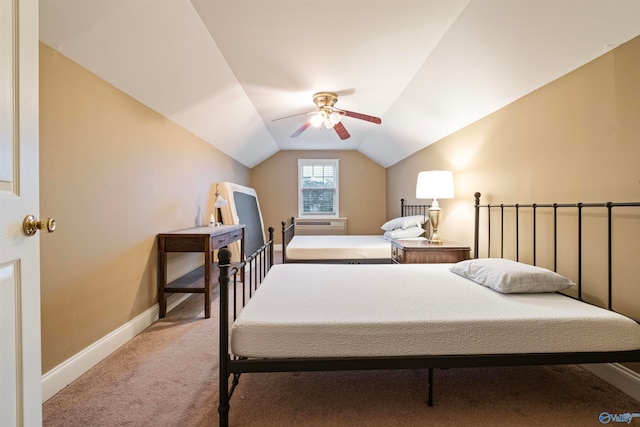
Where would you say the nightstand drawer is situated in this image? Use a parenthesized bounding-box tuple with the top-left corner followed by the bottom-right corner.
(390, 239, 470, 264)
(391, 245, 404, 264)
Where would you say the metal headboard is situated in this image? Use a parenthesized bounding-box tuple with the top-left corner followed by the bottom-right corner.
(400, 198, 432, 218)
(474, 192, 640, 315)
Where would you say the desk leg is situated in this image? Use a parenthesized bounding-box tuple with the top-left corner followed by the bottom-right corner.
(204, 238, 211, 319)
(158, 237, 167, 318)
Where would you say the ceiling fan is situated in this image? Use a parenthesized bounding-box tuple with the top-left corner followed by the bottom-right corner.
(273, 92, 382, 140)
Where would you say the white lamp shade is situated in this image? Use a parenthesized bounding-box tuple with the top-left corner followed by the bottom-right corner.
(310, 112, 323, 127)
(329, 111, 342, 125)
(324, 117, 334, 128)
(416, 170, 454, 200)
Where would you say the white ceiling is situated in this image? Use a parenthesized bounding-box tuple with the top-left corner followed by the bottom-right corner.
(40, 0, 640, 168)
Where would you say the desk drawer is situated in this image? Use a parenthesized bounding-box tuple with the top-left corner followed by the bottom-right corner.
(211, 229, 243, 248)
(164, 237, 205, 252)
(211, 234, 230, 248)
(227, 229, 243, 243)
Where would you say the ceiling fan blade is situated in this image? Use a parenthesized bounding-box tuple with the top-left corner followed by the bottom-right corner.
(341, 110, 382, 124)
(272, 111, 315, 121)
(334, 88, 356, 97)
(334, 122, 350, 140)
(291, 121, 312, 138)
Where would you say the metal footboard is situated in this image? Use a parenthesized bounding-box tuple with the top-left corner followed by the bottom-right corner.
(218, 227, 274, 426)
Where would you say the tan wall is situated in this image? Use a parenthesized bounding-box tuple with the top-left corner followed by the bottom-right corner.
(39, 44, 249, 373)
(388, 36, 640, 322)
(250, 150, 387, 244)
(390, 35, 640, 238)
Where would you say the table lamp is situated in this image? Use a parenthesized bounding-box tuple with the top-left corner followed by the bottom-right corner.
(416, 170, 454, 244)
(213, 184, 228, 226)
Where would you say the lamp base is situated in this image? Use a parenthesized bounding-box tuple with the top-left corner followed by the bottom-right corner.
(428, 206, 444, 245)
(429, 232, 443, 244)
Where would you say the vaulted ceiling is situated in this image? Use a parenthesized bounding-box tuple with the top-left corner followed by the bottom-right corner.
(40, 0, 640, 168)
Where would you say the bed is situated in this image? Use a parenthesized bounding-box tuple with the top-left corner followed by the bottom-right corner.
(281, 199, 431, 263)
(217, 192, 640, 427)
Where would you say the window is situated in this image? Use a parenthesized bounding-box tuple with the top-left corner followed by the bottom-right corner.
(298, 159, 339, 217)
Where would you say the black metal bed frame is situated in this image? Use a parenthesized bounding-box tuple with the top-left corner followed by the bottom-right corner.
(281, 199, 431, 263)
(473, 192, 640, 315)
(217, 192, 640, 426)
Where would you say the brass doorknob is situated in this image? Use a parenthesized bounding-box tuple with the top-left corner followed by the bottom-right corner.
(23, 215, 56, 236)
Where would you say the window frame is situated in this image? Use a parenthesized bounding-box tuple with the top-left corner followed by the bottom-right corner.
(297, 159, 339, 218)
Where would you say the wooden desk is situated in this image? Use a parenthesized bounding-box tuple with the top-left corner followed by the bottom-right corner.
(390, 239, 470, 264)
(157, 224, 244, 318)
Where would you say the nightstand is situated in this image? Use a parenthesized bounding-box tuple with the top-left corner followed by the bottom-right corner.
(390, 239, 470, 264)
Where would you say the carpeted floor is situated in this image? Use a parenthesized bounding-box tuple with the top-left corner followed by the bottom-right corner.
(43, 261, 639, 427)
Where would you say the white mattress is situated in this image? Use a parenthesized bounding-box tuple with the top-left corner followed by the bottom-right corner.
(230, 263, 640, 358)
(286, 235, 426, 260)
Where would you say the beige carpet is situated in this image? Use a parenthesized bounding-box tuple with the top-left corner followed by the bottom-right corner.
(43, 278, 639, 426)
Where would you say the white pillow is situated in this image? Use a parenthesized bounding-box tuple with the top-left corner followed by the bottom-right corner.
(383, 226, 425, 239)
(449, 258, 575, 294)
(381, 215, 427, 231)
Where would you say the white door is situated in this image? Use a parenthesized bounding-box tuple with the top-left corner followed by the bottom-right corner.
(0, 1, 42, 425)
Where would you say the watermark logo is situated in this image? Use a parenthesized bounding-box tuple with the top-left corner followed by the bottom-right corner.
(599, 412, 640, 424)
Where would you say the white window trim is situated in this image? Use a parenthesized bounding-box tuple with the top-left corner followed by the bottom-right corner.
(298, 159, 339, 218)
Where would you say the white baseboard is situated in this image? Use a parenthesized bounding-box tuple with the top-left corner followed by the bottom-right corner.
(580, 363, 640, 401)
(41, 293, 190, 402)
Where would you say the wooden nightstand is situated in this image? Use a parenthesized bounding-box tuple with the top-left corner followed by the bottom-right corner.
(390, 239, 470, 264)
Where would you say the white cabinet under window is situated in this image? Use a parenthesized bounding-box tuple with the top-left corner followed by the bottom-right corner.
(298, 159, 339, 218)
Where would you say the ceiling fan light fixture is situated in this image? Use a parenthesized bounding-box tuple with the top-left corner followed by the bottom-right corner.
(324, 118, 335, 129)
(310, 111, 324, 127)
(283, 91, 381, 139)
